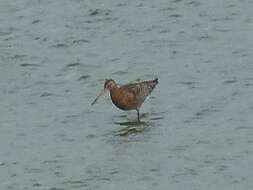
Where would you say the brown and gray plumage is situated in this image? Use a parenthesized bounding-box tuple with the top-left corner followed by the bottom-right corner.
(91, 78, 158, 121)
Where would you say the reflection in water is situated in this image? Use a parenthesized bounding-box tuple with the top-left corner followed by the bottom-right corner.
(111, 111, 163, 136)
(114, 120, 152, 136)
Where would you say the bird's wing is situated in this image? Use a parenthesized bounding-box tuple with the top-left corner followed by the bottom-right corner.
(121, 80, 156, 102)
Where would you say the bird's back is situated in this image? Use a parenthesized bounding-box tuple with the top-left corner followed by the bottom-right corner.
(120, 78, 158, 105)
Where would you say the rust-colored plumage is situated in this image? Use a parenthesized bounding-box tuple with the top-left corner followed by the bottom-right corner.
(91, 78, 158, 121)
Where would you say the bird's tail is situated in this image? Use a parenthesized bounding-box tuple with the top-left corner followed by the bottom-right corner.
(145, 78, 158, 93)
(154, 78, 158, 84)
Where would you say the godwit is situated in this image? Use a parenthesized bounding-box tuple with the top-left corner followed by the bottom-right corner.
(91, 78, 158, 121)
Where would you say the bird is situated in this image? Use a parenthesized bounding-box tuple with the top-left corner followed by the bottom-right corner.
(91, 78, 158, 122)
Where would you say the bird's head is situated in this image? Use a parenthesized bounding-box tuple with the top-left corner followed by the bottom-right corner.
(104, 79, 117, 90)
(91, 79, 117, 105)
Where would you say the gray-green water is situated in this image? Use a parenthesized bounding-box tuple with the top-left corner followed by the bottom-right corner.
(1, 0, 253, 189)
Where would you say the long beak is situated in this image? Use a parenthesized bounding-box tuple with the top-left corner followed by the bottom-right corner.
(91, 89, 106, 105)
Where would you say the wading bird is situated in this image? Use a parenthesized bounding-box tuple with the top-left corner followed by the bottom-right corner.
(91, 78, 158, 122)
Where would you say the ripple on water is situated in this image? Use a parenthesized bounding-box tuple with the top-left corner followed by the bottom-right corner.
(72, 39, 90, 44)
(24, 168, 43, 174)
(32, 183, 42, 187)
(86, 134, 96, 139)
(31, 19, 40, 24)
(62, 179, 90, 189)
(112, 70, 128, 76)
(42, 160, 58, 164)
(51, 43, 69, 48)
(49, 188, 64, 190)
(78, 75, 90, 81)
(66, 62, 81, 67)
(40, 92, 54, 97)
(20, 63, 39, 67)
(214, 165, 229, 174)
(188, 1, 201, 6)
(223, 79, 237, 84)
(169, 14, 182, 18)
(150, 116, 164, 121)
(185, 104, 220, 123)
(172, 0, 183, 3)
(177, 81, 198, 89)
(0, 161, 6, 166)
(88, 9, 112, 16)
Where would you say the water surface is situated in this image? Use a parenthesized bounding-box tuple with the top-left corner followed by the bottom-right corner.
(1, 0, 253, 189)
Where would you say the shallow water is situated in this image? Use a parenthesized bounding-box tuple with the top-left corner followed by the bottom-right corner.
(1, 0, 253, 189)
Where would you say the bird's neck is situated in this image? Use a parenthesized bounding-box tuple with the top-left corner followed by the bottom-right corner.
(109, 85, 120, 94)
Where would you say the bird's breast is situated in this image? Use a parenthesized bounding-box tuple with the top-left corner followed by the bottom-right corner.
(110, 88, 139, 110)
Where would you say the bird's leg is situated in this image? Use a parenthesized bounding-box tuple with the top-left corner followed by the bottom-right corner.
(136, 108, 140, 122)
